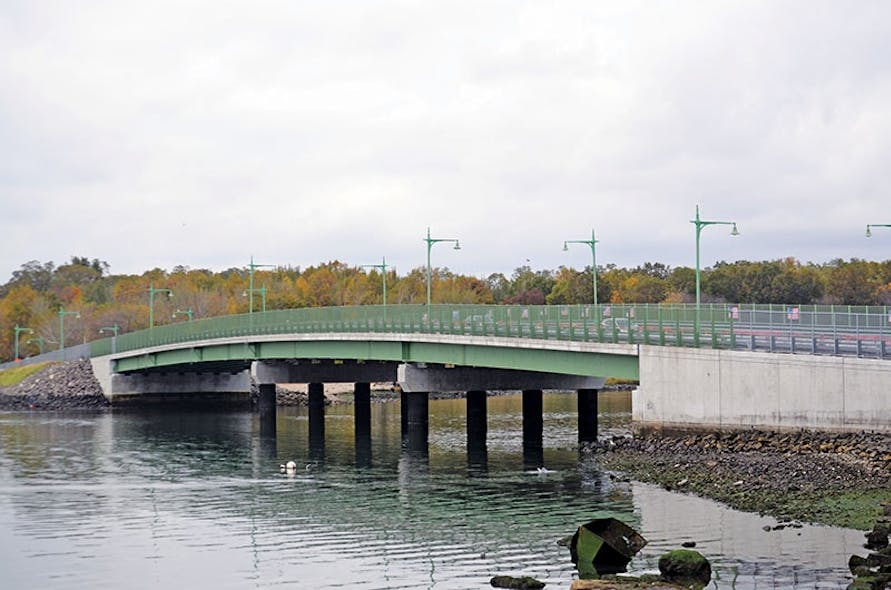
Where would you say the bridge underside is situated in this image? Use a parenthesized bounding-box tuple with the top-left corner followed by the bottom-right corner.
(109, 336, 639, 380)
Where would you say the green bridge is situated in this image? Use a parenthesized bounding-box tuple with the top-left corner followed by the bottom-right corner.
(6, 303, 891, 446)
(89, 302, 890, 377)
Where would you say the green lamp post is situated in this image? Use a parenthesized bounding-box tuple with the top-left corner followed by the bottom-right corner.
(563, 228, 600, 307)
(58, 306, 81, 357)
(424, 227, 460, 306)
(148, 283, 173, 329)
(691, 205, 739, 345)
(247, 256, 274, 315)
(99, 325, 119, 354)
(866, 224, 891, 238)
(13, 325, 33, 360)
(243, 285, 267, 312)
(361, 257, 389, 307)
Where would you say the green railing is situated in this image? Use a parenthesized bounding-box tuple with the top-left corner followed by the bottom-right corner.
(87, 303, 891, 360)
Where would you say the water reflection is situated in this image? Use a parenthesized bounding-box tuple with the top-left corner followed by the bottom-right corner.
(0, 392, 860, 589)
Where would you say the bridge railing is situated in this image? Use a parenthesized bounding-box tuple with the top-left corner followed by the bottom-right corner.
(84, 303, 891, 360)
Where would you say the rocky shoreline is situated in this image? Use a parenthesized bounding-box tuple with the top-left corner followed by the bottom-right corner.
(586, 429, 891, 530)
(0, 360, 110, 410)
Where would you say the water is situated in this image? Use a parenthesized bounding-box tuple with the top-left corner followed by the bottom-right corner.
(0, 392, 863, 589)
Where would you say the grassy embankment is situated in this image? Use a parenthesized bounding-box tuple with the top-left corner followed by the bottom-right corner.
(0, 362, 52, 388)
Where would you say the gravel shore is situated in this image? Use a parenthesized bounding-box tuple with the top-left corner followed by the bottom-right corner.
(586, 429, 891, 530)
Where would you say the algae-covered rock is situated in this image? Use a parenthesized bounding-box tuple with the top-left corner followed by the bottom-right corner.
(658, 549, 711, 588)
(569, 518, 647, 576)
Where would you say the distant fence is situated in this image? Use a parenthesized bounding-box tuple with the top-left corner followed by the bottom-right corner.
(0, 343, 91, 371)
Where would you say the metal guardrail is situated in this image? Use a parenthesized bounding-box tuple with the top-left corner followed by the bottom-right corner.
(3, 303, 889, 370)
(88, 303, 891, 360)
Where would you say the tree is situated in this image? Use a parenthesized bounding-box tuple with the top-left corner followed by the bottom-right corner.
(826, 259, 880, 305)
(546, 267, 592, 304)
(5, 260, 55, 293)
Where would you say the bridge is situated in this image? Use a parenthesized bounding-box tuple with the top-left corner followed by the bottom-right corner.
(6, 303, 891, 449)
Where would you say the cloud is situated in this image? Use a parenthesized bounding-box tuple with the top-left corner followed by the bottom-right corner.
(2, 1, 891, 283)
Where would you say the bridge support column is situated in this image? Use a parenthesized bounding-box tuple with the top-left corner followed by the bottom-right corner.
(355, 382, 372, 467)
(258, 383, 277, 439)
(308, 382, 325, 463)
(522, 389, 544, 469)
(467, 390, 488, 472)
(578, 388, 599, 443)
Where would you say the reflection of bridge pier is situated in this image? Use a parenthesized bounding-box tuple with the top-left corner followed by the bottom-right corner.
(522, 389, 544, 469)
(466, 390, 488, 473)
(308, 382, 325, 463)
(354, 382, 372, 467)
(402, 391, 429, 463)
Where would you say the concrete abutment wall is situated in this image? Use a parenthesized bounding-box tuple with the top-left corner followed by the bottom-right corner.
(635, 345, 891, 432)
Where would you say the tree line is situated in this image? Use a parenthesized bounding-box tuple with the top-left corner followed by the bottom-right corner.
(1, 255, 890, 361)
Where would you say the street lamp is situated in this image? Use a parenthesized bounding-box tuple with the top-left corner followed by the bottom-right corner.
(691, 205, 739, 345)
(148, 283, 173, 329)
(99, 325, 119, 354)
(692, 205, 739, 308)
(59, 305, 81, 354)
(247, 256, 275, 315)
(866, 224, 891, 238)
(424, 227, 460, 306)
(361, 257, 389, 307)
(243, 285, 267, 312)
(173, 308, 193, 322)
(13, 325, 33, 360)
(99, 325, 120, 337)
(26, 337, 44, 355)
(563, 228, 600, 306)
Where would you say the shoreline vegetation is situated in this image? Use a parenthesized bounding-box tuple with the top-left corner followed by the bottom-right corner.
(1, 361, 888, 534)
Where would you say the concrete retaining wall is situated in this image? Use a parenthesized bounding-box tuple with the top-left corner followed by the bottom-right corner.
(634, 345, 891, 432)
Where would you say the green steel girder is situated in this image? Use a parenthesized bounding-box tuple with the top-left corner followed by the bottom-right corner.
(113, 337, 639, 380)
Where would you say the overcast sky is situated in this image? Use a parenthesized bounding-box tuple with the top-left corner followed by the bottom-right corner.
(2, 1, 891, 283)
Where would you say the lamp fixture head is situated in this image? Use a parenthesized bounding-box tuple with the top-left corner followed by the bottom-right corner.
(730, 223, 739, 236)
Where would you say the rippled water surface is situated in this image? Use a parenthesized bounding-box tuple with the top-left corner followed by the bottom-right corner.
(0, 392, 863, 589)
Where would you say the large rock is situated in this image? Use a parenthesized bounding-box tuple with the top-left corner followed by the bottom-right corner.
(866, 523, 890, 550)
(658, 550, 711, 588)
(489, 575, 545, 589)
(568, 518, 647, 576)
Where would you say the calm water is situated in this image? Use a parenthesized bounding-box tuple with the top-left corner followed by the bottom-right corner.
(0, 392, 863, 589)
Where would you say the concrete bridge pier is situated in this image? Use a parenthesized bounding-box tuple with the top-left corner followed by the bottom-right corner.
(466, 390, 488, 472)
(578, 388, 599, 442)
(308, 382, 325, 463)
(354, 382, 372, 467)
(522, 389, 544, 469)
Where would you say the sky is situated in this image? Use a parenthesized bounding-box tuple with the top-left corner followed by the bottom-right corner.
(2, 1, 891, 283)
